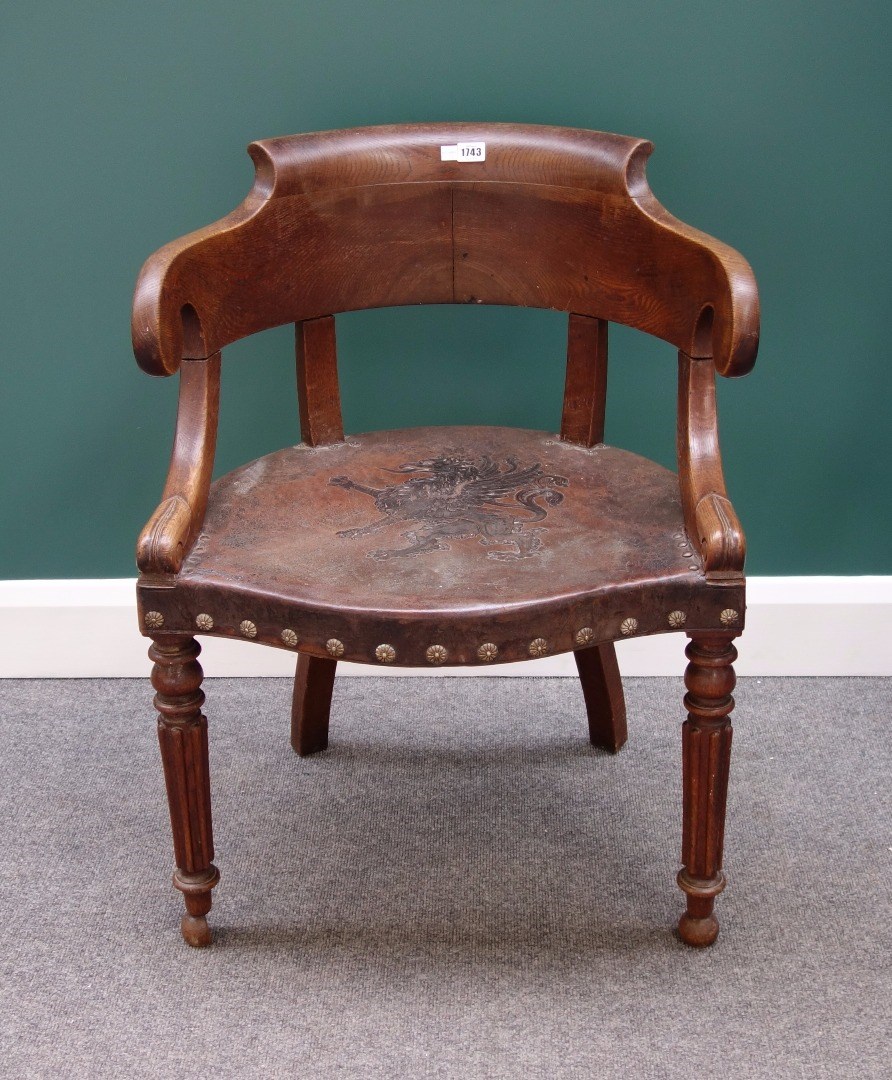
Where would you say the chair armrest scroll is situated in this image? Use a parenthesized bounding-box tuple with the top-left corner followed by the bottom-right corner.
(677, 352, 746, 581)
(131, 146, 273, 376)
(136, 354, 220, 574)
(636, 192, 760, 378)
(137, 493, 194, 575)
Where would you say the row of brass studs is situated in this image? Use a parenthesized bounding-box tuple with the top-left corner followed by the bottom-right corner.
(142, 608, 740, 649)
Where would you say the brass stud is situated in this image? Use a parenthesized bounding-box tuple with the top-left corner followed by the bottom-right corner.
(720, 608, 740, 626)
(375, 643, 396, 664)
(326, 638, 345, 658)
(239, 620, 258, 639)
(574, 626, 595, 646)
(477, 642, 499, 663)
(620, 617, 638, 636)
(426, 644, 448, 665)
(667, 610, 687, 629)
(528, 638, 548, 657)
(144, 611, 164, 630)
(281, 628, 298, 647)
(195, 613, 214, 631)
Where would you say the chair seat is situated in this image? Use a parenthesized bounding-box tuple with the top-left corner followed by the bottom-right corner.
(141, 426, 743, 664)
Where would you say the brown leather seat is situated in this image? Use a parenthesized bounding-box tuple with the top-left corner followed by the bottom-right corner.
(133, 123, 759, 951)
(173, 427, 708, 664)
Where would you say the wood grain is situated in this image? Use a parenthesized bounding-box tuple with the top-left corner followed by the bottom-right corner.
(132, 123, 758, 380)
(151, 635, 219, 947)
(561, 315, 608, 447)
(677, 351, 746, 581)
(296, 316, 344, 447)
(291, 653, 337, 756)
(137, 354, 220, 575)
(677, 632, 737, 947)
(574, 643, 627, 752)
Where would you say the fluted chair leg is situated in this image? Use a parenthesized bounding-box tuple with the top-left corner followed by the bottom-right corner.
(574, 643, 628, 752)
(291, 653, 337, 756)
(150, 635, 219, 947)
(677, 632, 737, 947)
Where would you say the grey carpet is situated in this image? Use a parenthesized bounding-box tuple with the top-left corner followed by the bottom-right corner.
(0, 677, 888, 1079)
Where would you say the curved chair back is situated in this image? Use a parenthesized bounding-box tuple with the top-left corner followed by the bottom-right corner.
(132, 123, 758, 379)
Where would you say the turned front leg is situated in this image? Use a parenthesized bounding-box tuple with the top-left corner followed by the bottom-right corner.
(150, 635, 219, 947)
(677, 633, 737, 947)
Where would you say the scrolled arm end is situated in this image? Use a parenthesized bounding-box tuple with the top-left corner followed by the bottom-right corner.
(131, 143, 275, 378)
(707, 253, 760, 379)
(136, 494, 194, 574)
(132, 253, 214, 377)
(131, 246, 191, 377)
(636, 187, 760, 379)
(693, 492, 746, 580)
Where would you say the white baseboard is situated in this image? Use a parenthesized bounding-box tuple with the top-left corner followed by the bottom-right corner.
(0, 577, 889, 678)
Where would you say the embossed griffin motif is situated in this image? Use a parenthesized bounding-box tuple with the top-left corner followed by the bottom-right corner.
(329, 454, 569, 560)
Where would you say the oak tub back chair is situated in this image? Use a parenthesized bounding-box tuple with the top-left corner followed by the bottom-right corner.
(133, 123, 759, 949)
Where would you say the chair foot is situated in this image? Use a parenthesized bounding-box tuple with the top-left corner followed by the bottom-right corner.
(574, 643, 627, 752)
(677, 911, 720, 948)
(173, 865, 220, 947)
(676, 869, 725, 947)
(676, 633, 736, 947)
(181, 913, 212, 948)
(291, 653, 337, 756)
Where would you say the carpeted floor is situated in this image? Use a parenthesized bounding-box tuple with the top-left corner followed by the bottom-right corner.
(0, 676, 888, 1078)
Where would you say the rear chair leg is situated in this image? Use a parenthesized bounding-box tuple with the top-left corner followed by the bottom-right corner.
(291, 654, 337, 756)
(151, 635, 219, 947)
(574, 643, 628, 752)
(677, 632, 737, 947)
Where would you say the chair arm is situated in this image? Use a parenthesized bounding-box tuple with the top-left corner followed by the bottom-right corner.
(636, 192, 760, 379)
(677, 352, 746, 582)
(131, 153, 271, 378)
(136, 354, 220, 575)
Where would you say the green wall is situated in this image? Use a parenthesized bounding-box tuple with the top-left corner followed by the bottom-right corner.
(1, 1, 889, 578)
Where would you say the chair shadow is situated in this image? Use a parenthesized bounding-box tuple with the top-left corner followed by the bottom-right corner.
(206, 720, 684, 958)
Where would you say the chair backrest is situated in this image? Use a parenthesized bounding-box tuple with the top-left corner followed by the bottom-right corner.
(132, 123, 758, 381)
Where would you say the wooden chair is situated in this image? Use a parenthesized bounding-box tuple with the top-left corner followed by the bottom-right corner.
(133, 123, 759, 949)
